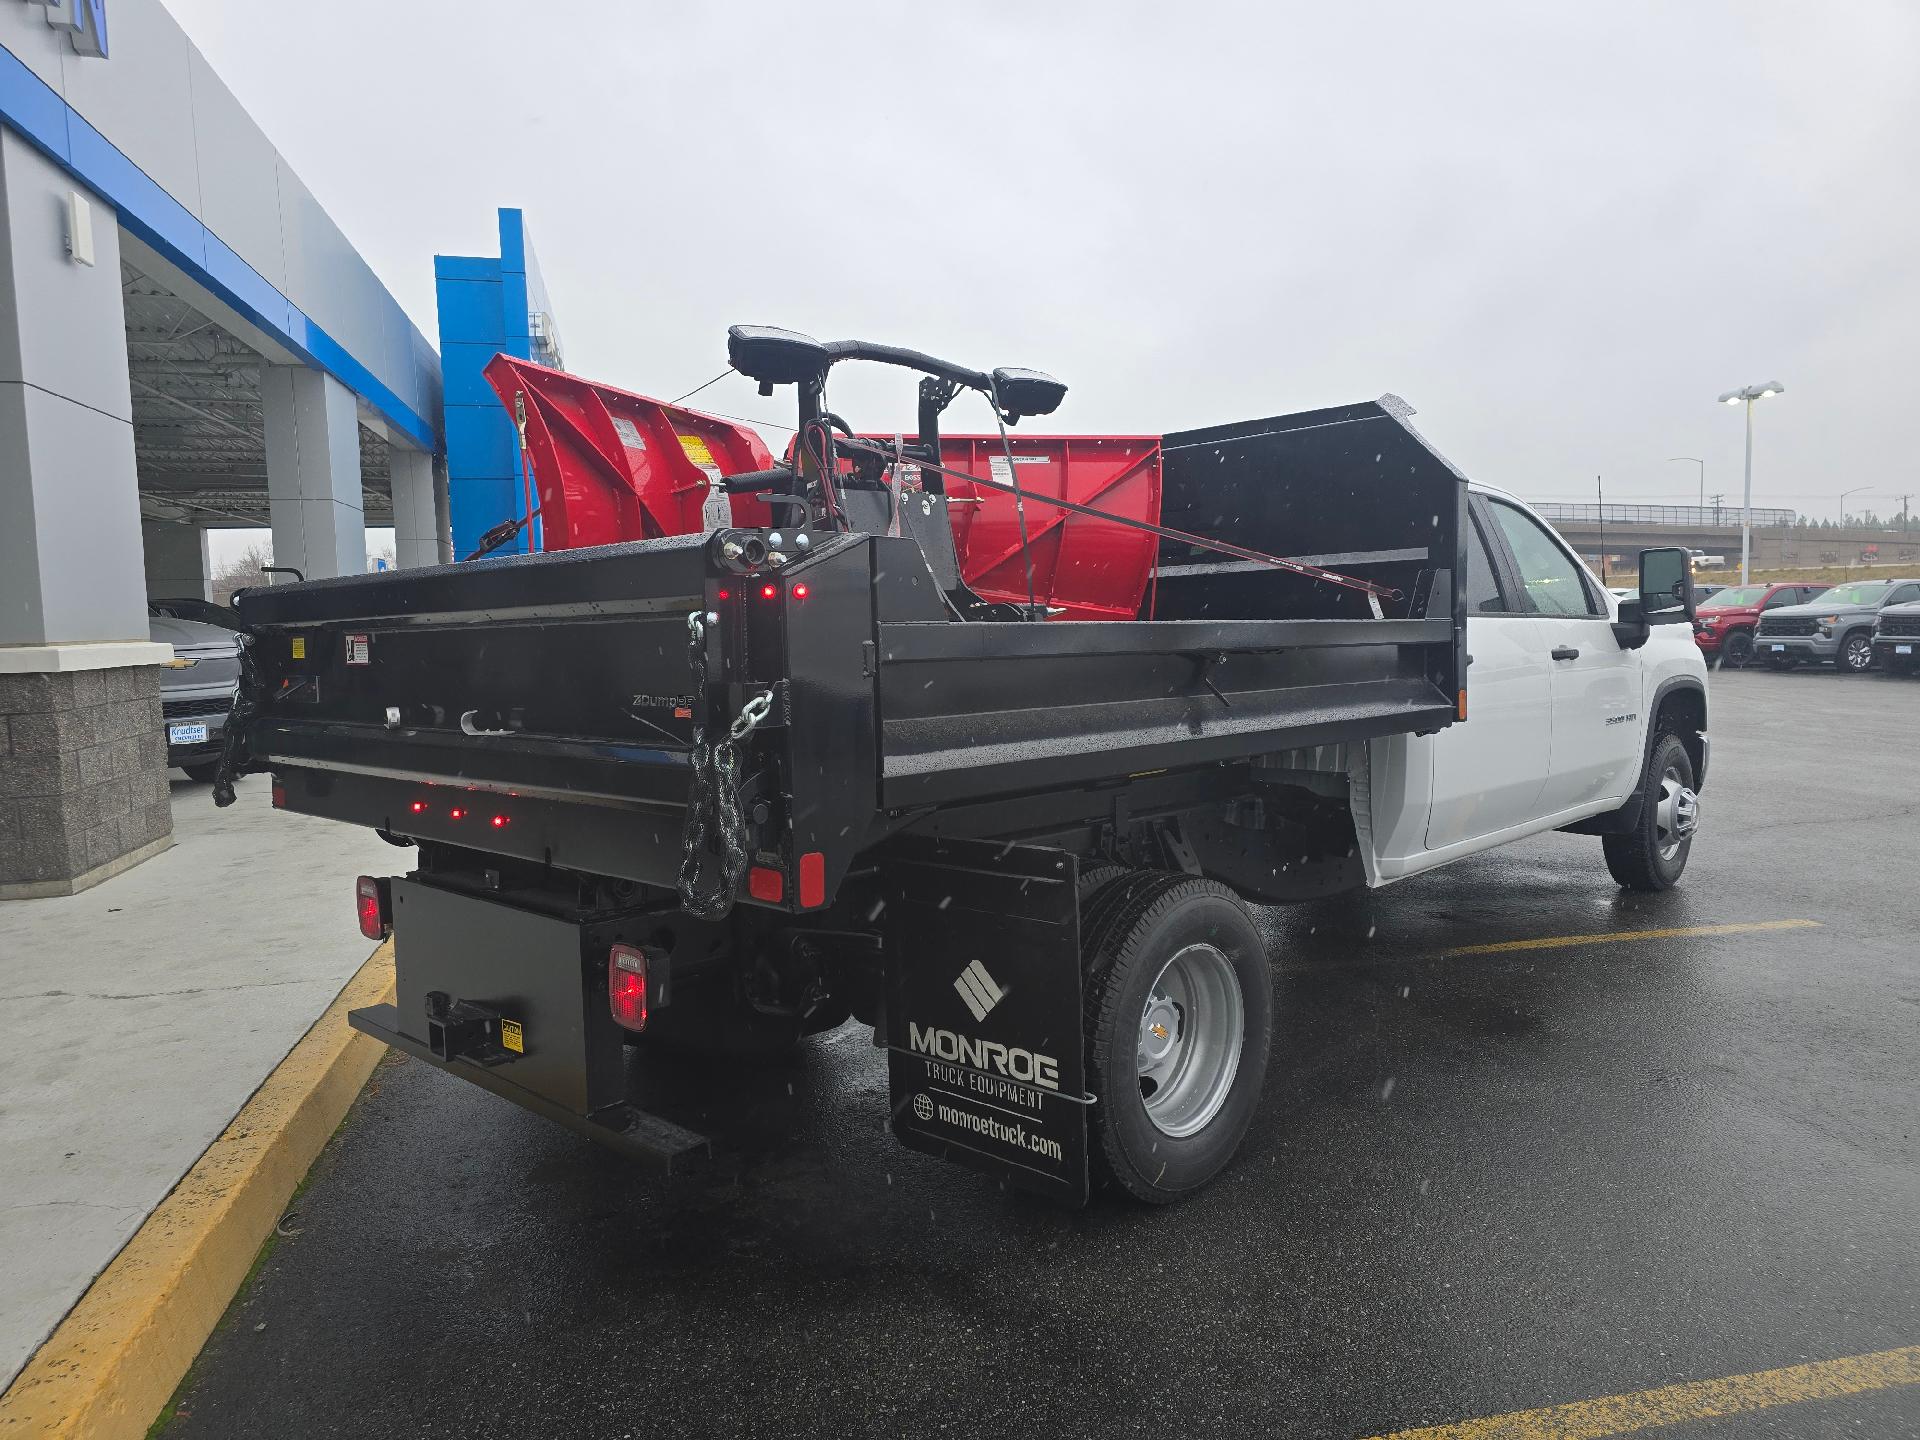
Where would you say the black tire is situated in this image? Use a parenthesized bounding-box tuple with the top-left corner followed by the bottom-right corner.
(1077, 862, 1130, 901)
(1602, 733, 1698, 892)
(1836, 630, 1874, 674)
(1720, 629, 1754, 668)
(1081, 873, 1272, 1204)
(181, 761, 222, 782)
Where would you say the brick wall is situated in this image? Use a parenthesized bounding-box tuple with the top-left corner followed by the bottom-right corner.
(0, 668, 173, 894)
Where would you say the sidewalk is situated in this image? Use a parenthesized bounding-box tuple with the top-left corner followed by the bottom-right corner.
(0, 772, 396, 1389)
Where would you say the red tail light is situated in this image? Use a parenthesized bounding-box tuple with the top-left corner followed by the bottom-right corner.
(608, 944, 649, 1031)
(791, 582, 810, 600)
(355, 875, 390, 940)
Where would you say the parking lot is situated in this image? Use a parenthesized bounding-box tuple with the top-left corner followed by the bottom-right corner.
(160, 667, 1918, 1438)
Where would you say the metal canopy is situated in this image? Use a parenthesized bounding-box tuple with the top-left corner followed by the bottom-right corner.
(124, 262, 393, 528)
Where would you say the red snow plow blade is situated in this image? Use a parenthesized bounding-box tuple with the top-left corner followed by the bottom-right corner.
(931, 435, 1162, 620)
(483, 356, 1164, 618)
(482, 355, 777, 549)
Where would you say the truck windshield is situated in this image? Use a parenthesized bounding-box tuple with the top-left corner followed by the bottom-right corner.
(1808, 583, 1892, 606)
(1702, 585, 1766, 607)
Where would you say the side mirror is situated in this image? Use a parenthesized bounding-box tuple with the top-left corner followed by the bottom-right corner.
(1638, 547, 1695, 624)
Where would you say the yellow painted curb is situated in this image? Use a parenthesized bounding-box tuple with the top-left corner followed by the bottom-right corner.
(0, 941, 396, 1439)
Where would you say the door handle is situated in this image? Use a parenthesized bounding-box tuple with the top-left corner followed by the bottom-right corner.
(1551, 646, 1581, 661)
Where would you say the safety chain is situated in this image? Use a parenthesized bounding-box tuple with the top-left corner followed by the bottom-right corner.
(676, 609, 771, 919)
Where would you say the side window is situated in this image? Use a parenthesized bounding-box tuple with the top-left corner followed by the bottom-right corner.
(1486, 502, 1599, 617)
(1465, 514, 1505, 613)
(1763, 588, 1797, 609)
(1886, 585, 1920, 606)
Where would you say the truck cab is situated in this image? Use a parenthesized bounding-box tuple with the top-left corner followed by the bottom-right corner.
(1363, 484, 1707, 889)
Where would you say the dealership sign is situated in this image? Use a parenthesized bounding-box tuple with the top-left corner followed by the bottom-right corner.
(37, 0, 109, 59)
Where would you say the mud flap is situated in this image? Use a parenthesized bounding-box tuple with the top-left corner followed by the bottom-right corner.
(879, 837, 1088, 1206)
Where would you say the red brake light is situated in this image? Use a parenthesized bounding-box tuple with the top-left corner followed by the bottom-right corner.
(449, 807, 466, 820)
(792, 583, 809, 600)
(271, 782, 287, 809)
(608, 944, 648, 1031)
(490, 814, 510, 828)
(355, 875, 389, 941)
(760, 584, 778, 600)
(409, 800, 428, 814)
(716, 587, 731, 601)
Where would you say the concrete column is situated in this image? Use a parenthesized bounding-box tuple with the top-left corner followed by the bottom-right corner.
(389, 443, 446, 569)
(0, 132, 173, 897)
(263, 365, 365, 580)
(140, 520, 212, 599)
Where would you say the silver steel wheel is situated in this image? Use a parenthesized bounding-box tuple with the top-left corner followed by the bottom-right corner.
(1655, 765, 1699, 861)
(1136, 942, 1244, 1138)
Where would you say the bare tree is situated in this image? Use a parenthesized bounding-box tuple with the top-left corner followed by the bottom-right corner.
(210, 539, 275, 605)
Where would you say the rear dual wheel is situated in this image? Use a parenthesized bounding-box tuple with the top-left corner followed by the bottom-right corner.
(1080, 872, 1272, 1203)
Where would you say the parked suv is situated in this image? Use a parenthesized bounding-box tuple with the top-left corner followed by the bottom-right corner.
(1692, 581, 1825, 667)
(1871, 602, 1920, 676)
(1754, 578, 1920, 673)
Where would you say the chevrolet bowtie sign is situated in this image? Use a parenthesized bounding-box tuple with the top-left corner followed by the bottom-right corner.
(37, 0, 110, 59)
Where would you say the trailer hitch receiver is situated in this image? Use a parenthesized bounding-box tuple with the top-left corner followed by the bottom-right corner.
(423, 990, 517, 1066)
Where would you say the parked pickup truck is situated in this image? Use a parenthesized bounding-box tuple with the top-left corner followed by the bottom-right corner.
(1754, 579, 1920, 673)
(216, 326, 1708, 1206)
(1692, 581, 1827, 667)
(1872, 603, 1920, 675)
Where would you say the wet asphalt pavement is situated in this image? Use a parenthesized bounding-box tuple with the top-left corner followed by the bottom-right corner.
(164, 668, 1919, 1438)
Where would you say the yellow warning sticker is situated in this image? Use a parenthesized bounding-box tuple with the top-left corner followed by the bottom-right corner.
(677, 433, 715, 466)
(500, 1019, 524, 1054)
(290, 636, 306, 660)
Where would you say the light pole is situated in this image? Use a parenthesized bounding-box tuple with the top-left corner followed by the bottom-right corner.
(1835, 484, 1872, 525)
(1717, 381, 1785, 583)
(1668, 456, 1705, 510)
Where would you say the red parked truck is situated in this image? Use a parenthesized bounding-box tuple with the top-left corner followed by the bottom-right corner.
(1692, 581, 1827, 667)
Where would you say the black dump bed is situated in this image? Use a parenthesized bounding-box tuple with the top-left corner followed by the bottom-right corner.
(233, 397, 1467, 912)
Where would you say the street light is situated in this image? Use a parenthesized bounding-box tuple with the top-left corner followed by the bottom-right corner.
(1717, 381, 1786, 583)
(1836, 484, 1873, 524)
(1668, 456, 1705, 509)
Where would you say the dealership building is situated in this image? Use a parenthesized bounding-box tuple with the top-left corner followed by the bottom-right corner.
(0, 1, 554, 896)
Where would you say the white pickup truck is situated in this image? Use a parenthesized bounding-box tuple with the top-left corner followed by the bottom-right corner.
(1360, 485, 1708, 895)
(238, 355, 1710, 1207)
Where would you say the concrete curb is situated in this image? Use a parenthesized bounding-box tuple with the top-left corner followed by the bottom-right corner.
(0, 940, 396, 1438)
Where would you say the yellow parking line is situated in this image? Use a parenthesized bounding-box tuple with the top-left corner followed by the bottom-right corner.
(1367, 1344, 1920, 1439)
(1445, 918, 1820, 957)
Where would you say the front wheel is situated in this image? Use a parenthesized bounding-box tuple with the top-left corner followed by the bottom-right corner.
(1720, 629, 1754, 668)
(1602, 733, 1698, 892)
(1082, 873, 1272, 1203)
(1837, 631, 1874, 674)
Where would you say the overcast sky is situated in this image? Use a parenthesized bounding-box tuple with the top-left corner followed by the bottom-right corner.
(169, 0, 1918, 523)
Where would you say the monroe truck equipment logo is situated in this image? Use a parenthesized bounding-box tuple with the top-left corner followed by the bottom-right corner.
(908, 1021, 1060, 1090)
(953, 959, 1004, 1021)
